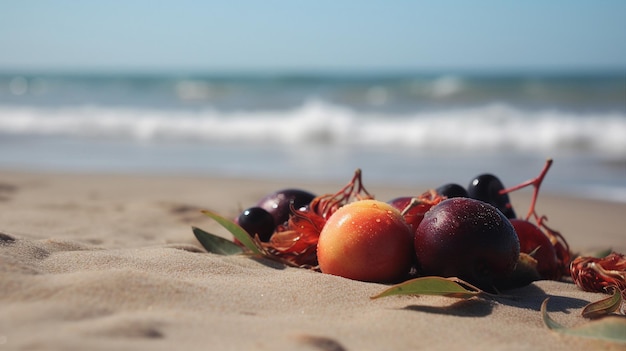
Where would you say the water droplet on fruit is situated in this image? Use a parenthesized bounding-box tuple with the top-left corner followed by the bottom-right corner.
(376, 218, 381, 223)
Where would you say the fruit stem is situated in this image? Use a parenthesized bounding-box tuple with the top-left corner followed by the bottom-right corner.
(401, 198, 423, 217)
(320, 168, 372, 218)
(351, 168, 373, 199)
(499, 158, 553, 221)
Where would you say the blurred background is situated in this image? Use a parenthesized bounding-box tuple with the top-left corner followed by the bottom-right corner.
(1, 1, 625, 201)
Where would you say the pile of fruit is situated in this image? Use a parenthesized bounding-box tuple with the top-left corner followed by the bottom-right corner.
(197, 159, 625, 295)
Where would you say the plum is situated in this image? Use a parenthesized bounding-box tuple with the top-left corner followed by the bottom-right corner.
(467, 174, 516, 219)
(414, 197, 520, 292)
(237, 206, 275, 242)
(435, 183, 468, 198)
(256, 188, 316, 226)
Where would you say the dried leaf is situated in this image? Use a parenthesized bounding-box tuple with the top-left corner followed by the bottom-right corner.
(371, 276, 483, 300)
(192, 226, 244, 255)
(581, 287, 624, 319)
(541, 298, 626, 344)
(201, 210, 262, 255)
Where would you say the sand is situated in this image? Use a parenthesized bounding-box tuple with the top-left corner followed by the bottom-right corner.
(1, 170, 625, 350)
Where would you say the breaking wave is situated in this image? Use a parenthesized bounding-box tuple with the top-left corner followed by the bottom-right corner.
(1, 100, 625, 156)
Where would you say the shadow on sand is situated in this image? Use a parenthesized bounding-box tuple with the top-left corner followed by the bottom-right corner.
(401, 283, 590, 318)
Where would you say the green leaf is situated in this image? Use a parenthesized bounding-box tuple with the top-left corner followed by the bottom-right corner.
(371, 276, 483, 300)
(192, 226, 244, 255)
(541, 298, 626, 344)
(200, 210, 262, 255)
(581, 287, 623, 319)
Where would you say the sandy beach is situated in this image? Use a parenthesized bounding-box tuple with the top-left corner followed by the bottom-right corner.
(1, 170, 625, 350)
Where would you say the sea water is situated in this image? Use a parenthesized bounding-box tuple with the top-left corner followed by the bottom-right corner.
(0, 72, 625, 202)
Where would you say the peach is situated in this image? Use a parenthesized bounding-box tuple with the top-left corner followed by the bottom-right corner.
(317, 199, 414, 283)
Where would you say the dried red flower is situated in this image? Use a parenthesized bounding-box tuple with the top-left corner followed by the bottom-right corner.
(570, 252, 626, 293)
(261, 169, 373, 268)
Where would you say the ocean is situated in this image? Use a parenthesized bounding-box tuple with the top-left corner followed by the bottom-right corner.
(1, 71, 625, 202)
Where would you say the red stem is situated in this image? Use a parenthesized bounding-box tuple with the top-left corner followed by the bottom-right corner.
(500, 158, 553, 221)
(321, 168, 369, 218)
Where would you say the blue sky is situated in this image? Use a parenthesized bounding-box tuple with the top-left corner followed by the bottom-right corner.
(1, 1, 625, 73)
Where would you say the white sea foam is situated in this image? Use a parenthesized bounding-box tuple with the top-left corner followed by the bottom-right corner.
(430, 75, 464, 97)
(1, 101, 625, 157)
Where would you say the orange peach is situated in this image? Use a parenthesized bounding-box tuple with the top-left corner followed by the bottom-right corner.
(317, 199, 414, 283)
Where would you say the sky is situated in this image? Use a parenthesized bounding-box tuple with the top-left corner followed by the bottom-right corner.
(1, 1, 625, 73)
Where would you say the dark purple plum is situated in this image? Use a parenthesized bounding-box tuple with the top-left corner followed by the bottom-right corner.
(436, 183, 468, 198)
(237, 207, 275, 242)
(467, 174, 516, 219)
(414, 197, 520, 292)
(256, 188, 316, 227)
